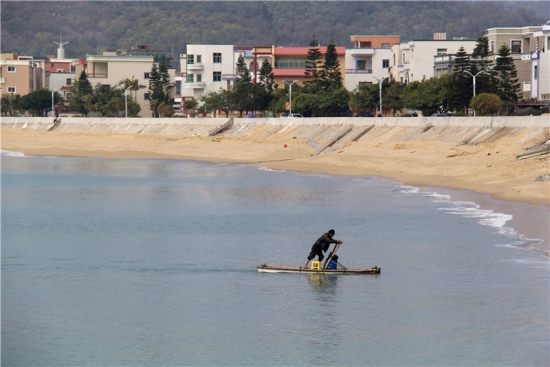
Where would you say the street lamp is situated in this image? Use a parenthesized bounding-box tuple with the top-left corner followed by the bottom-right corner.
(463, 70, 486, 116)
(51, 87, 59, 120)
(373, 76, 389, 116)
(283, 80, 297, 115)
(124, 86, 132, 118)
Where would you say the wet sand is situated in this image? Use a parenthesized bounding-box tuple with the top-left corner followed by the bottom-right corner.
(2, 127, 548, 255)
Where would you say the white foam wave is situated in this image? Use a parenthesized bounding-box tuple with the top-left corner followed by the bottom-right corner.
(397, 184, 543, 252)
(257, 166, 286, 173)
(1, 150, 27, 157)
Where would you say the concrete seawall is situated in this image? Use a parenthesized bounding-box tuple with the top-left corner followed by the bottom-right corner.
(3, 116, 548, 155)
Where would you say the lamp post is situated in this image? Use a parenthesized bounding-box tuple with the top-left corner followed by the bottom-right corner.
(283, 80, 297, 115)
(373, 76, 388, 116)
(463, 70, 486, 116)
(51, 87, 59, 120)
(124, 86, 132, 118)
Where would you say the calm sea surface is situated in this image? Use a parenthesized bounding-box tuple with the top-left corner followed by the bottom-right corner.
(2, 152, 549, 366)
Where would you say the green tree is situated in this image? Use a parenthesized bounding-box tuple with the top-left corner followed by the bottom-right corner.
(402, 77, 450, 116)
(1, 93, 21, 116)
(449, 45, 473, 112)
(470, 35, 493, 95)
(258, 58, 276, 92)
(118, 76, 146, 101)
(470, 93, 502, 115)
(384, 81, 405, 116)
(157, 101, 175, 117)
(19, 89, 60, 117)
(148, 62, 170, 117)
(492, 44, 521, 102)
(319, 39, 342, 90)
(303, 36, 323, 86)
(183, 99, 198, 117)
(200, 88, 231, 117)
(348, 83, 379, 116)
(91, 83, 125, 117)
(69, 70, 93, 116)
(232, 54, 254, 116)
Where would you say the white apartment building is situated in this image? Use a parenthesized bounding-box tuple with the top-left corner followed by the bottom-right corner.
(177, 45, 272, 107)
(529, 21, 550, 101)
(345, 36, 400, 90)
(392, 35, 477, 83)
(177, 45, 235, 104)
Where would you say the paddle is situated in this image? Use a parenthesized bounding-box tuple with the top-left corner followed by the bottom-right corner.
(322, 242, 341, 272)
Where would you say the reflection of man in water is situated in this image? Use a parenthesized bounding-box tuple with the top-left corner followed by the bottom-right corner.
(303, 229, 342, 269)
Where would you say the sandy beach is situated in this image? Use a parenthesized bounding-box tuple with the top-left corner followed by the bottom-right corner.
(2, 124, 549, 255)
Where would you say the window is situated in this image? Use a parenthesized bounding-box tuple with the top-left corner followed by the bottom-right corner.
(187, 54, 194, 64)
(382, 59, 389, 68)
(213, 71, 221, 81)
(213, 53, 222, 63)
(66, 78, 72, 86)
(382, 43, 390, 49)
(437, 48, 447, 55)
(187, 74, 194, 83)
(534, 65, 538, 80)
(196, 74, 202, 82)
(144, 72, 150, 79)
(490, 41, 495, 54)
(511, 40, 522, 54)
(66, 93, 71, 100)
(7, 86, 16, 93)
(71, 65, 76, 73)
(357, 60, 366, 70)
(144, 93, 150, 100)
(197, 55, 202, 63)
(7, 66, 15, 72)
(274, 57, 307, 69)
(402, 53, 406, 63)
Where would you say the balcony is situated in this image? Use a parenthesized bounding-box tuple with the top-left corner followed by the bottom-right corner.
(87, 73, 108, 78)
(346, 68, 372, 74)
(0, 77, 5, 84)
(184, 82, 206, 89)
(187, 63, 204, 70)
(349, 48, 375, 56)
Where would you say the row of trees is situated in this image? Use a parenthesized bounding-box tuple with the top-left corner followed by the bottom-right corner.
(198, 36, 522, 118)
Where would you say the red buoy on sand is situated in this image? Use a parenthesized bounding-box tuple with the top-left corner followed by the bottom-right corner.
(284, 144, 287, 148)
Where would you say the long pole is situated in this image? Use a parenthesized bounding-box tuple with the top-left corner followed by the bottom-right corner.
(463, 70, 486, 116)
(373, 76, 388, 116)
(124, 86, 131, 118)
(51, 88, 59, 119)
(283, 80, 297, 115)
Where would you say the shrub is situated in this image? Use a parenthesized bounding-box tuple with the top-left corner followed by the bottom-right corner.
(470, 93, 502, 116)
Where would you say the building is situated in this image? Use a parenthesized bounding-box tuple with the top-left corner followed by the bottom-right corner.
(271, 45, 346, 87)
(391, 34, 476, 83)
(483, 25, 544, 100)
(0, 53, 43, 97)
(345, 35, 400, 90)
(529, 21, 550, 101)
(75, 53, 171, 117)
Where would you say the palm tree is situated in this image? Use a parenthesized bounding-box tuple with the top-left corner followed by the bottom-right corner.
(1, 93, 21, 116)
(118, 76, 146, 101)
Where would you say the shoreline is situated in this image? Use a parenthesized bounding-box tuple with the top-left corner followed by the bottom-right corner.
(2, 127, 548, 256)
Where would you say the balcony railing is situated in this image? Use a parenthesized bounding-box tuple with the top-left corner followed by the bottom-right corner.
(187, 63, 204, 70)
(345, 69, 372, 74)
(184, 82, 206, 89)
(87, 73, 108, 78)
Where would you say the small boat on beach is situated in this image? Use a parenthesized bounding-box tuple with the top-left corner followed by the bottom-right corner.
(256, 264, 381, 274)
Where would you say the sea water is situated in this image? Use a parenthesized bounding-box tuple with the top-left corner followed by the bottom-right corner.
(1, 152, 549, 366)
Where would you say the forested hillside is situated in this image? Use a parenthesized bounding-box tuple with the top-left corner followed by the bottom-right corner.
(1, 1, 548, 59)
